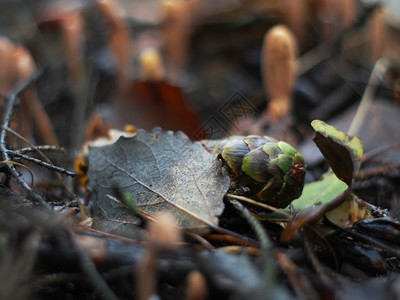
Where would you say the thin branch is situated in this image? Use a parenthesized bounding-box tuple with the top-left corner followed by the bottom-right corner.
(3, 125, 89, 219)
(16, 145, 66, 155)
(3, 126, 70, 174)
(226, 194, 292, 219)
(1, 128, 71, 176)
(229, 199, 272, 253)
(10, 151, 76, 177)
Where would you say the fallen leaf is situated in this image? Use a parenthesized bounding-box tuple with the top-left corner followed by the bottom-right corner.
(87, 128, 230, 237)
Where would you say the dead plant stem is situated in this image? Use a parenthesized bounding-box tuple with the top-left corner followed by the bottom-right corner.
(347, 58, 389, 136)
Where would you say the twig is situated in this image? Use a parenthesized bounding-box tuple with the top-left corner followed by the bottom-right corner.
(0, 74, 51, 209)
(10, 151, 76, 177)
(361, 142, 400, 163)
(16, 145, 66, 155)
(347, 58, 389, 136)
(3, 125, 90, 220)
(1, 128, 71, 176)
(0, 160, 35, 187)
(229, 199, 272, 253)
(3, 126, 76, 176)
(355, 163, 400, 180)
(3, 126, 71, 173)
(324, 216, 400, 257)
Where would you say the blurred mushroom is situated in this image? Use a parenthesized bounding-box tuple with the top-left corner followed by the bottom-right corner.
(185, 270, 208, 300)
(369, 7, 384, 64)
(136, 211, 181, 300)
(139, 48, 165, 81)
(313, 0, 357, 41)
(161, 0, 193, 83)
(96, 0, 132, 97)
(262, 25, 298, 121)
(0, 37, 58, 146)
(279, 0, 309, 50)
(58, 9, 85, 92)
(35, 5, 87, 149)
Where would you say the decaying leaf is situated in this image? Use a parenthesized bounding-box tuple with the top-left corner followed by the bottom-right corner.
(87, 128, 230, 237)
(311, 120, 363, 185)
(325, 194, 372, 227)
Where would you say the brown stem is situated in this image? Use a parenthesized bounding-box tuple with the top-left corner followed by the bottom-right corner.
(59, 10, 85, 91)
(97, 0, 131, 97)
(14, 46, 58, 145)
(20, 87, 58, 145)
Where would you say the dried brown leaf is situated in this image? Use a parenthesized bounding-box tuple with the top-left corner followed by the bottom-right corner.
(87, 128, 230, 237)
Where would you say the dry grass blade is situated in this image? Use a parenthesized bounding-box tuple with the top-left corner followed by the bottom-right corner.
(226, 194, 292, 219)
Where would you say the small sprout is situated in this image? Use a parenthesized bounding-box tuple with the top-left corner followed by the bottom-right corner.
(120, 193, 138, 214)
(336, 0, 357, 30)
(97, 0, 131, 96)
(148, 211, 182, 247)
(369, 8, 384, 63)
(75, 234, 107, 265)
(262, 25, 297, 121)
(314, 0, 357, 40)
(137, 211, 181, 300)
(279, 0, 309, 50)
(84, 110, 111, 141)
(58, 9, 85, 90)
(123, 124, 137, 133)
(139, 48, 166, 81)
(161, 0, 192, 82)
(185, 270, 208, 300)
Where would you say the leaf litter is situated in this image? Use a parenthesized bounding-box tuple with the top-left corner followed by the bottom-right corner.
(87, 128, 230, 237)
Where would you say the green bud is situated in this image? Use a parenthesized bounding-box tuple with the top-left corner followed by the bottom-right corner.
(210, 135, 306, 208)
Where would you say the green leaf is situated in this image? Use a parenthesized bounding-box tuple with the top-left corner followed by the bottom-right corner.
(286, 173, 348, 213)
(311, 120, 363, 185)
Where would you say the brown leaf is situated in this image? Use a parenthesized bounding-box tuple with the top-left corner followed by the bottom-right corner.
(87, 128, 230, 237)
(131, 80, 203, 139)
